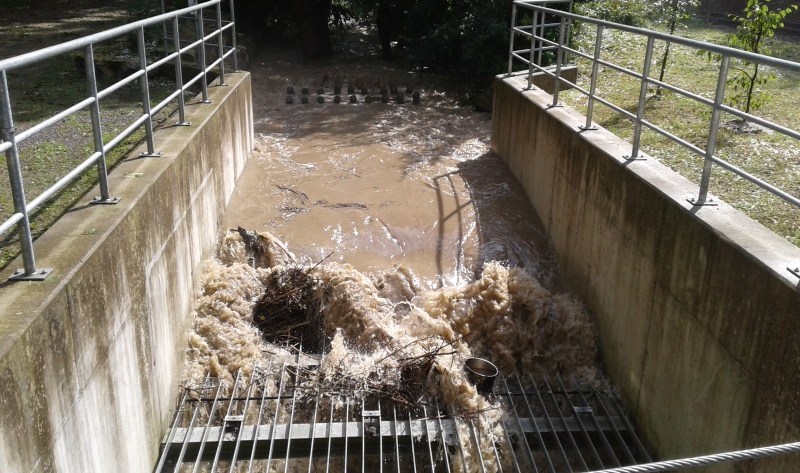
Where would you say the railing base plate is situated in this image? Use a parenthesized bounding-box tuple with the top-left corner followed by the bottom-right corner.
(9, 268, 53, 281)
(687, 198, 717, 207)
(90, 196, 121, 205)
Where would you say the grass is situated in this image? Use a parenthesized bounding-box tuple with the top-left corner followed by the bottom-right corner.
(558, 19, 800, 247)
(0, 0, 206, 270)
(0, 37, 186, 270)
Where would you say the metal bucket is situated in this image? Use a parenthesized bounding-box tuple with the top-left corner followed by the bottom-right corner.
(464, 357, 498, 394)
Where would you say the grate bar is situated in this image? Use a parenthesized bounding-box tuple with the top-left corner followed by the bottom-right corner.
(543, 375, 588, 472)
(158, 363, 650, 472)
(558, 373, 605, 469)
(246, 361, 272, 472)
(434, 399, 453, 473)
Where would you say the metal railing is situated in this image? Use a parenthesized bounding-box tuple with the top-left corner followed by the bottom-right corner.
(0, 0, 238, 281)
(508, 2, 800, 216)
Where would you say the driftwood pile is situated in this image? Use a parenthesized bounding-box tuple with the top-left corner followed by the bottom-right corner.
(252, 265, 324, 353)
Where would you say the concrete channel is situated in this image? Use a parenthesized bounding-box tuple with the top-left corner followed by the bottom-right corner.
(1, 64, 800, 472)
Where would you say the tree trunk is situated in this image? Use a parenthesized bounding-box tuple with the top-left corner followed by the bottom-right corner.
(293, 0, 333, 58)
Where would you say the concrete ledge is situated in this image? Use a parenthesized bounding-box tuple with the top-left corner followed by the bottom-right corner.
(492, 74, 800, 471)
(0, 72, 253, 472)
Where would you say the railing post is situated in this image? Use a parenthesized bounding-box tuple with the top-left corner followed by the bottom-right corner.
(137, 27, 161, 157)
(173, 16, 191, 126)
(507, 3, 518, 76)
(528, 8, 539, 89)
(535, 9, 544, 68)
(84, 44, 118, 205)
(628, 35, 655, 160)
(216, 0, 226, 86)
(196, 7, 211, 103)
(0, 70, 51, 280)
(551, 16, 568, 107)
(582, 24, 604, 130)
(695, 54, 730, 206)
(230, 0, 239, 71)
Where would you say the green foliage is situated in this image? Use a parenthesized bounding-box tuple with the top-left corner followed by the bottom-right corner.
(574, 0, 651, 26)
(126, 0, 168, 50)
(720, 0, 798, 114)
(398, 0, 513, 103)
(653, 0, 700, 94)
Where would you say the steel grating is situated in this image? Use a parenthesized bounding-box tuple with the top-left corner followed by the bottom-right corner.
(155, 349, 651, 472)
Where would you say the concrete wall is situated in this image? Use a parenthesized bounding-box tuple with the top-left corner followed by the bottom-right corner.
(0, 72, 253, 472)
(492, 74, 800, 471)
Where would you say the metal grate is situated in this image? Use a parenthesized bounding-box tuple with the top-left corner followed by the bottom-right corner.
(155, 350, 651, 472)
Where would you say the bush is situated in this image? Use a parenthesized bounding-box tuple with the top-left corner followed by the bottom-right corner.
(574, 0, 651, 26)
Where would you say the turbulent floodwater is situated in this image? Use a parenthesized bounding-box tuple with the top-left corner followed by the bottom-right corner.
(181, 48, 600, 470)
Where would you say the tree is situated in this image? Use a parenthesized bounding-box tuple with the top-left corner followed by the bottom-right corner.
(653, 0, 699, 96)
(292, 0, 334, 57)
(724, 0, 797, 114)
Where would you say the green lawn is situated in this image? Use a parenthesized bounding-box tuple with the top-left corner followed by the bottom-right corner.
(558, 20, 800, 246)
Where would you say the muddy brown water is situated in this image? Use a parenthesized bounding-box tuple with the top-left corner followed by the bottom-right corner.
(223, 48, 562, 292)
(179, 43, 602, 473)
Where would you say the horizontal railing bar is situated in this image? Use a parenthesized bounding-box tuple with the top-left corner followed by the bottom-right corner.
(151, 88, 183, 116)
(0, 213, 24, 236)
(639, 118, 706, 156)
(27, 152, 102, 212)
(0, 0, 224, 72)
(716, 103, 800, 141)
(511, 52, 533, 64)
(103, 114, 150, 153)
(178, 38, 205, 58)
(205, 57, 223, 74)
(643, 77, 715, 107)
(96, 70, 145, 100)
(709, 154, 800, 208)
(586, 93, 638, 122)
(183, 70, 205, 91)
(515, 2, 800, 73)
(148, 50, 181, 72)
(0, 97, 95, 153)
(552, 44, 716, 110)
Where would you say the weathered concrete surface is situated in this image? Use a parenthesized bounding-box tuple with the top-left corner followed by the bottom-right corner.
(0, 72, 252, 472)
(492, 74, 800, 471)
